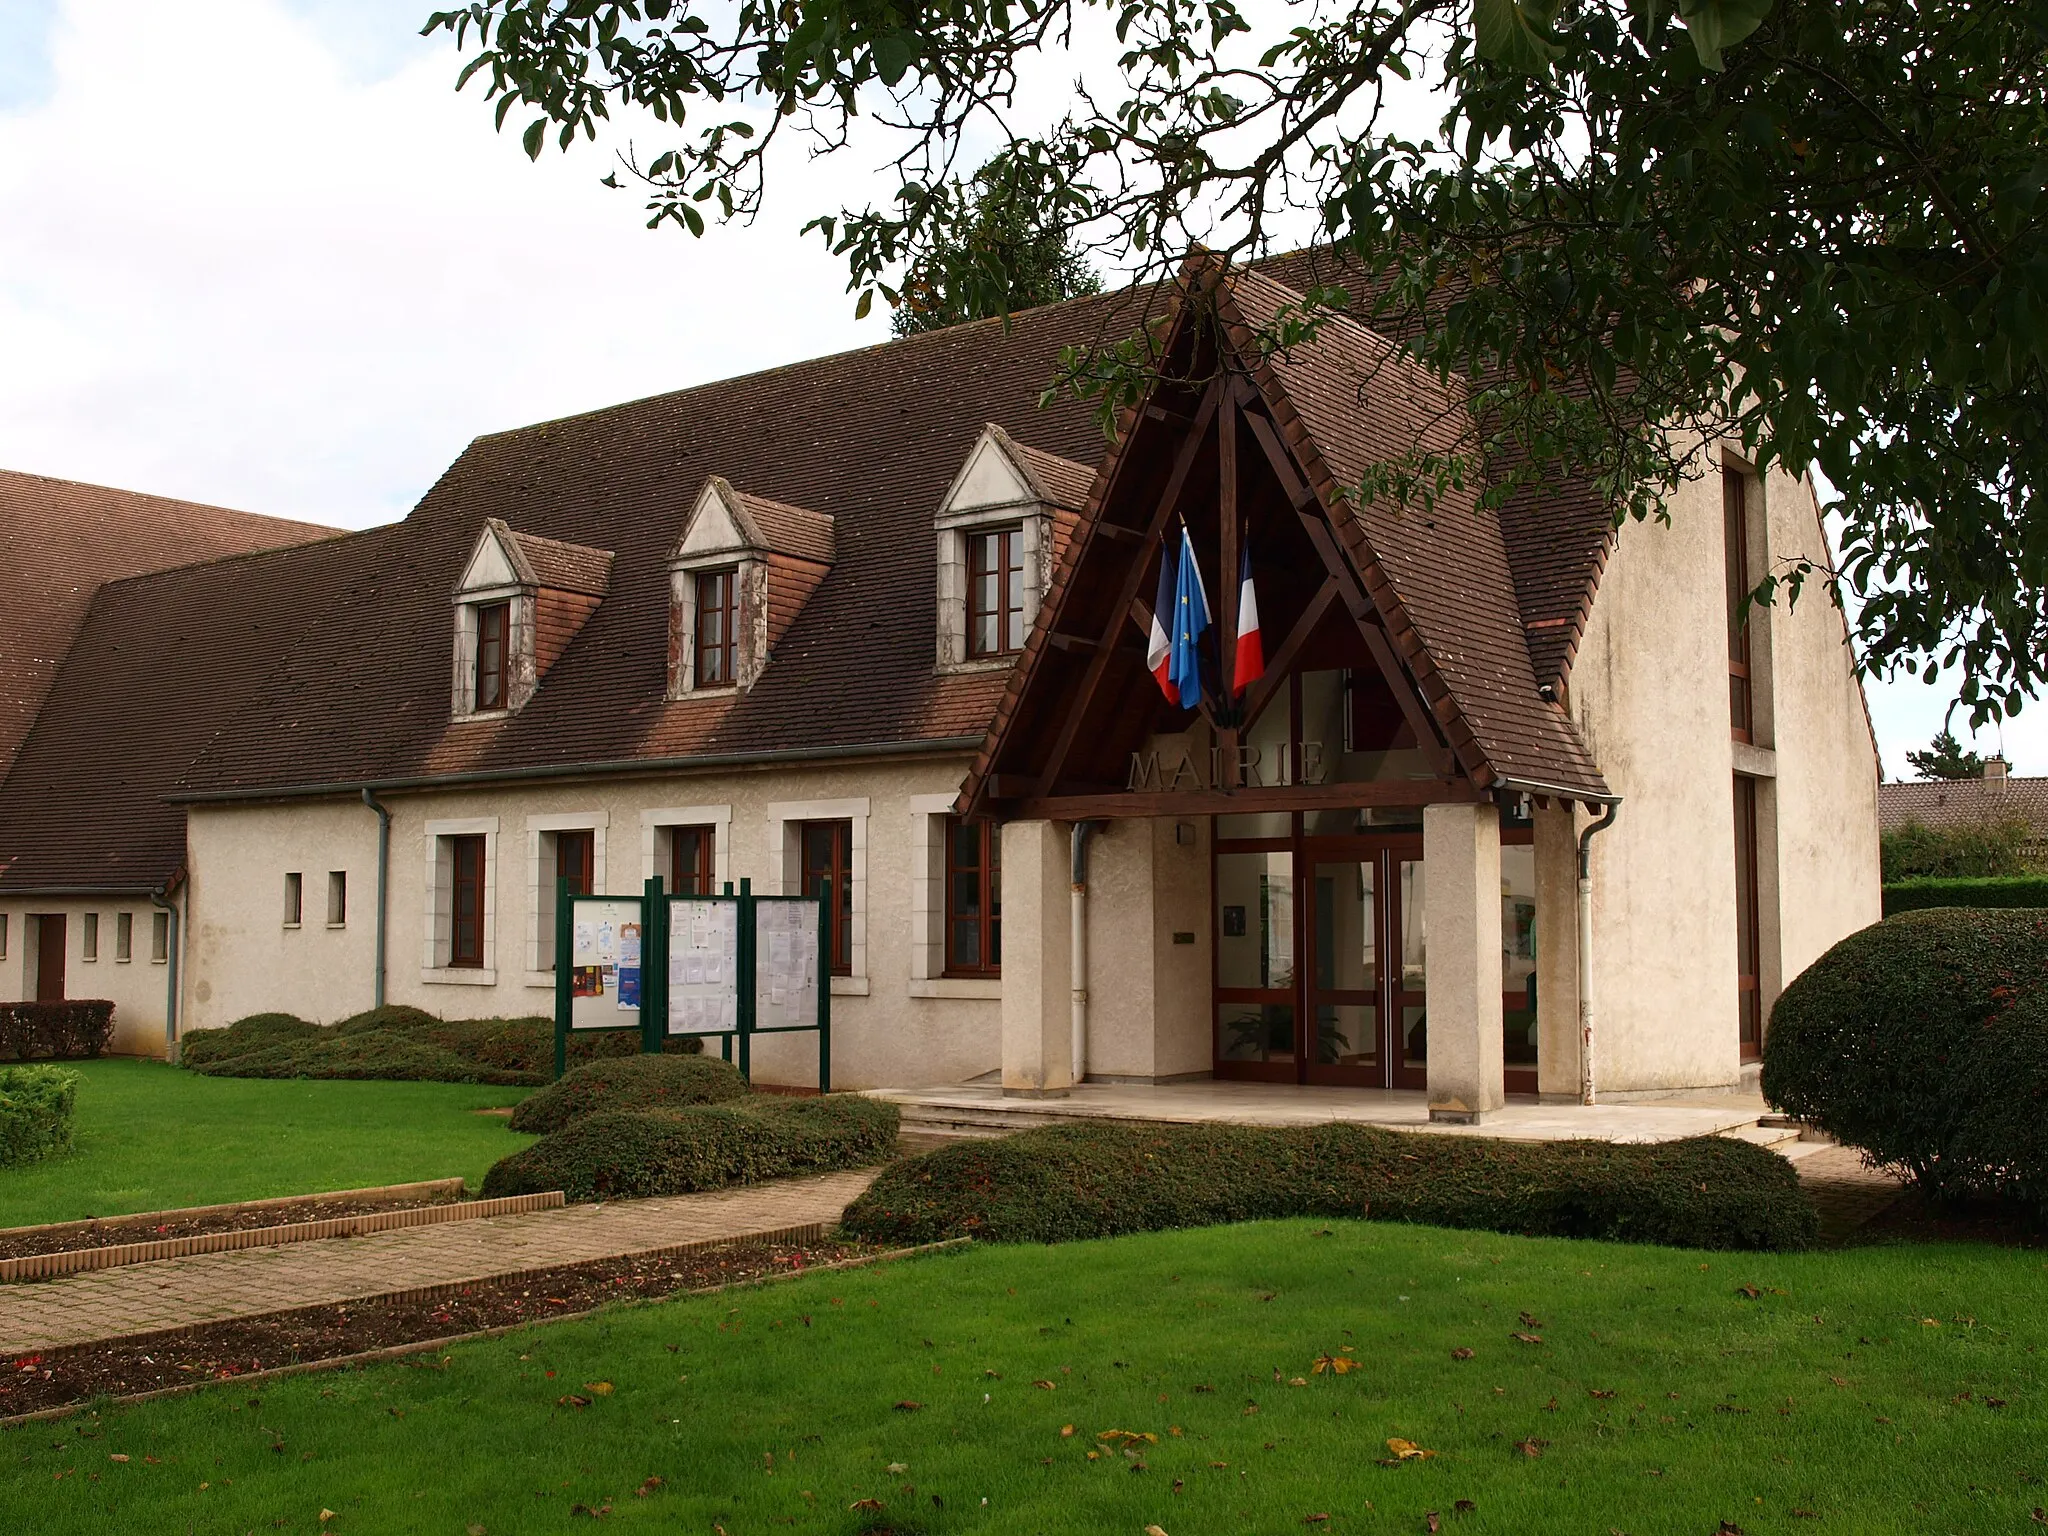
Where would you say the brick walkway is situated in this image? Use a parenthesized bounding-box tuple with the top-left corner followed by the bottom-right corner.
(0, 1169, 877, 1356)
(1793, 1143, 1907, 1241)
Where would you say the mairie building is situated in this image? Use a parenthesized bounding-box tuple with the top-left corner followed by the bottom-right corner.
(0, 255, 1882, 1120)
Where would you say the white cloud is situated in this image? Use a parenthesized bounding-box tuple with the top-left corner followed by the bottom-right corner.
(0, 0, 886, 528)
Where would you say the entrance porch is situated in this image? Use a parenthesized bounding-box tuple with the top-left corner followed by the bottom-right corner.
(876, 1079, 1789, 1147)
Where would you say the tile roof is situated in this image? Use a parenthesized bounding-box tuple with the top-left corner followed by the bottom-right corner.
(1222, 266, 1608, 797)
(0, 469, 335, 784)
(1878, 775, 2048, 835)
(502, 525, 614, 596)
(2, 252, 1634, 888)
(728, 487, 836, 566)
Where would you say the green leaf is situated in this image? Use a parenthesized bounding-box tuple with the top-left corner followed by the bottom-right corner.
(520, 118, 545, 160)
(872, 32, 916, 87)
(855, 287, 874, 320)
(1473, 0, 1562, 73)
(1678, 0, 1772, 71)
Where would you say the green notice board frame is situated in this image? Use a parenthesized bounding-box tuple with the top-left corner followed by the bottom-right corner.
(551, 875, 832, 1091)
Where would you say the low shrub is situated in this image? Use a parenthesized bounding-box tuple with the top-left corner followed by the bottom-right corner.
(1763, 908, 2048, 1215)
(1881, 876, 2048, 915)
(332, 1004, 441, 1035)
(482, 1094, 900, 1202)
(840, 1120, 1816, 1252)
(178, 1013, 320, 1068)
(0, 1001, 116, 1062)
(508, 1053, 748, 1135)
(187, 1030, 538, 1086)
(0, 1064, 79, 1167)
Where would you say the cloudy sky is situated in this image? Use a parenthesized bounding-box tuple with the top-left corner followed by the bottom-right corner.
(0, 0, 2031, 778)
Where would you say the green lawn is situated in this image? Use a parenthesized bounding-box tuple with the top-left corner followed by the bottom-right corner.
(0, 1059, 535, 1227)
(9, 1220, 2046, 1533)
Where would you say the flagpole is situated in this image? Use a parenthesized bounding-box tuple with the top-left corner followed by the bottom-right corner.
(1217, 375, 1240, 784)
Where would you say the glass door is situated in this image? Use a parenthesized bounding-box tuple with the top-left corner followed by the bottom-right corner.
(1305, 854, 1379, 1084)
(1213, 844, 1298, 1081)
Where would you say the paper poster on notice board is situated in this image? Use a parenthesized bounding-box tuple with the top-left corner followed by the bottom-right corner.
(569, 898, 643, 1029)
(666, 898, 739, 1035)
(753, 899, 820, 1032)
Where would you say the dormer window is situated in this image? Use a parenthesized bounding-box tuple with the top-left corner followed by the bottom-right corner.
(966, 526, 1025, 658)
(934, 425, 1094, 672)
(453, 519, 612, 721)
(695, 567, 739, 686)
(475, 600, 511, 710)
(669, 478, 833, 698)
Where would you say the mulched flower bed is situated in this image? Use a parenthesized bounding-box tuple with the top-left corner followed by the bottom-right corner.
(0, 1195, 467, 1263)
(0, 1237, 868, 1420)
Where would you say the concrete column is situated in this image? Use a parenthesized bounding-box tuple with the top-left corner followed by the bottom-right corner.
(999, 818, 1074, 1097)
(1424, 801, 1504, 1123)
(1533, 802, 1582, 1100)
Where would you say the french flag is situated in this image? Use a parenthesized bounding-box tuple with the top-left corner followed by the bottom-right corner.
(1146, 535, 1177, 702)
(1233, 543, 1265, 694)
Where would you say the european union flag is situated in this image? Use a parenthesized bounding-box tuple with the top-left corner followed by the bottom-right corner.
(1167, 523, 1210, 710)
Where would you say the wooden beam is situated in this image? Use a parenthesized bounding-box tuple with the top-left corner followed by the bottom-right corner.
(1358, 618, 1458, 777)
(1238, 576, 1340, 729)
(1093, 522, 1145, 544)
(1217, 376, 1241, 779)
(1016, 778, 1481, 821)
(1047, 632, 1098, 654)
(1032, 379, 1225, 797)
(1241, 406, 1316, 510)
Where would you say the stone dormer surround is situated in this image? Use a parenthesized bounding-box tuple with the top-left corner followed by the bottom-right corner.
(451, 518, 613, 720)
(933, 424, 1092, 672)
(667, 477, 835, 697)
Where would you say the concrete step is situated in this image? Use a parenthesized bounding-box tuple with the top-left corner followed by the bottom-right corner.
(1717, 1121, 1805, 1152)
(891, 1103, 1057, 1138)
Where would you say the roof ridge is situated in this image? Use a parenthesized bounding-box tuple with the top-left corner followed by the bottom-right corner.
(92, 522, 366, 593)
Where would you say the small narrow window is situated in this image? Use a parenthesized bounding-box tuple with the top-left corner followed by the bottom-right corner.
(284, 871, 303, 927)
(1734, 775, 1763, 1061)
(327, 871, 347, 927)
(1724, 468, 1752, 743)
(115, 910, 133, 962)
(475, 600, 511, 711)
(555, 828, 594, 898)
(965, 527, 1025, 658)
(695, 568, 738, 686)
(943, 817, 1002, 977)
(798, 820, 853, 976)
(449, 834, 487, 968)
(82, 912, 99, 962)
(0, 913, 9, 960)
(151, 910, 170, 963)
(669, 825, 717, 896)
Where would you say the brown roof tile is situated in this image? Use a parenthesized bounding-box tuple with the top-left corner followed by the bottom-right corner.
(1878, 776, 2048, 835)
(0, 469, 334, 783)
(729, 488, 836, 566)
(503, 525, 614, 596)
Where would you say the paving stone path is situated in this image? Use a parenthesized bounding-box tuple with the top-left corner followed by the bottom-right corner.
(1792, 1143, 1907, 1241)
(0, 1169, 878, 1357)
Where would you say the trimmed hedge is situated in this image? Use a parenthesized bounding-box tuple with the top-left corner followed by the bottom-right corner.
(1881, 876, 2048, 915)
(508, 1053, 747, 1135)
(180, 1007, 705, 1084)
(840, 1121, 1817, 1252)
(1762, 908, 2048, 1214)
(0, 1064, 78, 1168)
(0, 1000, 116, 1062)
(481, 1094, 900, 1202)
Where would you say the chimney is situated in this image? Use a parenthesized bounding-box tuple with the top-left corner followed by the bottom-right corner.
(1985, 756, 2009, 783)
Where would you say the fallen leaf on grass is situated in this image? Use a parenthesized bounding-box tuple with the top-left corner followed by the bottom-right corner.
(1717, 1523, 1744, 1534)
(569, 1502, 610, 1519)
(1514, 1439, 1548, 1459)
(1384, 1438, 1437, 1462)
(1986, 1398, 2008, 1409)
(1511, 1333, 1543, 1346)
(893, 1401, 925, 1412)
(557, 1394, 592, 1410)
(1589, 1389, 1616, 1399)
(1145, 1526, 1171, 1536)
(1450, 1348, 1474, 1361)
(1455, 1500, 1477, 1514)
(634, 1477, 662, 1498)
(1312, 1354, 1358, 1375)
(850, 1498, 885, 1512)
(1426, 1514, 1441, 1533)
(887, 1463, 908, 1474)
(318, 1514, 335, 1525)
(1518, 1312, 1545, 1329)
(1034, 1380, 1057, 1391)
(1303, 1515, 1330, 1525)
(1060, 1425, 1075, 1438)
(1100, 1430, 1159, 1448)
(107, 1454, 128, 1463)
(584, 1382, 613, 1396)
(467, 1525, 487, 1535)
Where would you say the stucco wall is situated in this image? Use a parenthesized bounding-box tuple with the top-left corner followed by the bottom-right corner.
(1568, 461, 1880, 1092)
(0, 894, 184, 1056)
(181, 757, 1010, 1091)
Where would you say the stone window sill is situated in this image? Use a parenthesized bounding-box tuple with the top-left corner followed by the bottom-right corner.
(909, 977, 1001, 1000)
(423, 967, 497, 986)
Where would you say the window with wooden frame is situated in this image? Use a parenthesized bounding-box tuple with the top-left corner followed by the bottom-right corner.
(669, 825, 717, 896)
(327, 871, 347, 927)
(449, 834, 487, 968)
(943, 817, 1001, 977)
(1734, 774, 1764, 1061)
(151, 910, 169, 963)
(554, 828, 594, 899)
(475, 600, 511, 711)
(283, 872, 303, 928)
(115, 911, 133, 962)
(965, 526, 1025, 658)
(798, 819, 853, 976)
(82, 912, 99, 962)
(1723, 468, 1753, 742)
(695, 568, 738, 686)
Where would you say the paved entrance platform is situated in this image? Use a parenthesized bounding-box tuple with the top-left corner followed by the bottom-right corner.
(0, 1169, 877, 1357)
(874, 1080, 1777, 1144)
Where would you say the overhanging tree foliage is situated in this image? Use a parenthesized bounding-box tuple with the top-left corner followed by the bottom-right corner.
(424, 0, 2048, 723)
(892, 156, 1102, 334)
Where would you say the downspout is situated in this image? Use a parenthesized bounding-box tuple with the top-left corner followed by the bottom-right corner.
(1576, 801, 1621, 1105)
(362, 787, 392, 1010)
(149, 874, 182, 1062)
(1069, 820, 1105, 1088)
